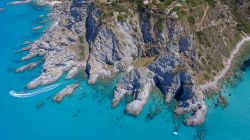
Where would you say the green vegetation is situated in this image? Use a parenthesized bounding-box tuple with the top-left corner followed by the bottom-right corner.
(117, 14, 127, 22)
(222, 0, 250, 33)
(154, 17, 164, 32)
(205, 0, 216, 7)
(159, 0, 175, 6)
(196, 31, 211, 47)
(187, 16, 195, 25)
(78, 36, 84, 44)
(186, 0, 199, 7)
(236, 22, 250, 33)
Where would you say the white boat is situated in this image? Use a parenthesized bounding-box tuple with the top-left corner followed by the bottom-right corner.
(172, 131, 178, 136)
(9, 83, 63, 98)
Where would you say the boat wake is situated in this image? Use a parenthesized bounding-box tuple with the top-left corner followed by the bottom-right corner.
(9, 83, 62, 98)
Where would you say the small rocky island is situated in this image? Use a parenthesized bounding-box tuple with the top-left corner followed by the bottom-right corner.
(15, 0, 250, 126)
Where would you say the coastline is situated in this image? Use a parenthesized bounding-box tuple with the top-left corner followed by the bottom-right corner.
(10, 0, 250, 128)
(2, 0, 250, 139)
(200, 35, 250, 94)
(222, 41, 250, 87)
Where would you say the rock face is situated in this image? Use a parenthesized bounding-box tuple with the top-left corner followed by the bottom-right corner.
(147, 53, 182, 102)
(53, 84, 80, 103)
(86, 20, 142, 84)
(113, 53, 206, 125)
(112, 67, 155, 115)
(66, 66, 79, 80)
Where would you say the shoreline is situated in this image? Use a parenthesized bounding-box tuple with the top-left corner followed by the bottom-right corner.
(11, 0, 250, 128)
(200, 35, 250, 93)
(222, 41, 250, 87)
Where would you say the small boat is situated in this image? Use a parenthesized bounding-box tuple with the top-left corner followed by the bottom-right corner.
(172, 131, 178, 136)
(9, 90, 15, 95)
(9, 82, 63, 98)
(0, 8, 5, 12)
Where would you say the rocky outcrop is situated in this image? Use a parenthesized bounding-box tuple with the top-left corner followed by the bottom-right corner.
(53, 84, 80, 103)
(86, 20, 142, 84)
(16, 0, 211, 126)
(66, 66, 79, 80)
(15, 61, 40, 73)
(175, 100, 208, 126)
(86, 3, 100, 44)
(112, 67, 155, 115)
(19, 0, 89, 89)
(147, 53, 182, 102)
(113, 52, 207, 125)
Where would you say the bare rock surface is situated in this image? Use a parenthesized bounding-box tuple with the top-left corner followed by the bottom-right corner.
(53, 84, 80, 103)
(113, 67, 154, 115)
(18, 0, 89, 89)
(16, 61, 40, 73)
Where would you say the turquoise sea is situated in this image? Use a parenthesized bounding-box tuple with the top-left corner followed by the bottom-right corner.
(0, 1, 249, 139)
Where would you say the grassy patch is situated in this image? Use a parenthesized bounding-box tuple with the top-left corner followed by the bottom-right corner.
(133, 56, 157, 67)
(205, 0, 216, 7)
(196, 31, 211, 47)
(187, 16, 195, 25)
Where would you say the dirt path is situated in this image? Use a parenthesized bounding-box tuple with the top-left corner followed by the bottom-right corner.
(197, 3, 209, 31)
(201, 35, 250, 91)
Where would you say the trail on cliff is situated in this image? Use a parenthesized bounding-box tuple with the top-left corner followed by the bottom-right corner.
(201, 35, 250, 91)
(9, 82, 64, 98)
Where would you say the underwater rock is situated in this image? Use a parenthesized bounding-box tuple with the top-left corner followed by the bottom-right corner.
(217, 95, 228, 108)
(36, 101, 44, 109)
(240, 59, 250, 71)
(72, 109, 81, 118)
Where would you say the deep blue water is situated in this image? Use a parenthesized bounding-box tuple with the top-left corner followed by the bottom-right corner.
(0, 1, 250, 140)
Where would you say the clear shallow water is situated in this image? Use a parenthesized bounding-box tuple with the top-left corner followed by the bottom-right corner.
(0, 1, 250, 140)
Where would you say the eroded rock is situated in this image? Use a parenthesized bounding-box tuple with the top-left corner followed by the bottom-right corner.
(53, 84, 80, 103)
(113, 67, 155, 115)
(16, 62, 40, 73)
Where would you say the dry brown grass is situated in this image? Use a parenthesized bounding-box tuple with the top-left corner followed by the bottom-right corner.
(132, 56, 157, 68)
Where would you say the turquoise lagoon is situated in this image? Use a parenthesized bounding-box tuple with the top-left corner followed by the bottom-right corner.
(0, 1, 250, 139)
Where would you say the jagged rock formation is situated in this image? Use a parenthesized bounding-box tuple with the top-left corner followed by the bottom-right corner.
(53, 84, 80, 103)
(17, 0, 250, 126)
(16, 61, 40, 73)
(112, 67, 155, 115)
(20, 0, 89, 89)
(86, 4, 142, 83)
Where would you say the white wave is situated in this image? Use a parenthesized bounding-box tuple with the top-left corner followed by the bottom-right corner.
(9, 83, 62, 98)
